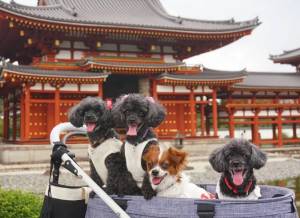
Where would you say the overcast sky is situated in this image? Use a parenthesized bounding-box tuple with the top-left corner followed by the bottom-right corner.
(3, 0, 300, 72)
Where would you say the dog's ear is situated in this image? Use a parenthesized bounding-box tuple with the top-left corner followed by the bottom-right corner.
(111, 95, 127, 127)
(168, 147, 187, 170)
(146, 98, 166, 127)
(250, 143, 267, 169)
(68, 103, 84, 127)
(209, 147, 226, 173)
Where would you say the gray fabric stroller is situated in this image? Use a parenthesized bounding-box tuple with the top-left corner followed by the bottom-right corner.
(44, 122, 298, 218)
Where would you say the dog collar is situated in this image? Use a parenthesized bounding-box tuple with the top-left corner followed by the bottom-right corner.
(224, 177, 253, 195)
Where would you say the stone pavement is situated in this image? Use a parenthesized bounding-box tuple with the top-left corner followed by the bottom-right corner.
(1, 151, 300, 194)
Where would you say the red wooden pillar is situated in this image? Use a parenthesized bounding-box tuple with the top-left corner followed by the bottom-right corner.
(189, 87, 196, 137)
(152, 80, 158, 100)
(228, 109, 235, 138)
(54, 87, 60, 125)
(292, 118, 297, 139)
(252, 110, 260, 146)
(200, 104, 205, 136)
(24, 84, 31, 140)
(277, 109, 283, 147)
(3, 94, 9, 140)
(20, 86, 25, 141)
(98, 82, 103, 98)
(12, 91, 17, 141)
(272, 118, 277, 140)
(212, 88, 218, 137)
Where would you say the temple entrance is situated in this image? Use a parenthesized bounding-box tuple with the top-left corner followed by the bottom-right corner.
(103, 74, 139, 100)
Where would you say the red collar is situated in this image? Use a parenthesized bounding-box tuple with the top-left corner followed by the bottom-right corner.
(224, 177, 253, 194)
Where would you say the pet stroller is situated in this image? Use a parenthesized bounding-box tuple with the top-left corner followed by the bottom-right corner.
(41, 122, 298, 218)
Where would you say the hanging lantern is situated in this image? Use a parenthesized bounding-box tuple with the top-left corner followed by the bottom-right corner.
(150, 45, 156, 51)
(96, 41, 102, 48)
(9, 21, 14, 28)
(54, 39, 60, 46)
(27, 38, 33, 45)
(19, 30, 25, 37)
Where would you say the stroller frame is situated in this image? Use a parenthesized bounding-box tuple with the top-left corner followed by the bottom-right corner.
(50, 122, 130, 218)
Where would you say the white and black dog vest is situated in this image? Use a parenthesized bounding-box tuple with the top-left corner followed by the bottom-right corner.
(124, 138, 157, 188)
(88, 138, 123, 185)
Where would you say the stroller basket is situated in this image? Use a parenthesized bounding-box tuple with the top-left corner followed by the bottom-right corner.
(86, 185, 298, 218)
(44, 122, 298, 218)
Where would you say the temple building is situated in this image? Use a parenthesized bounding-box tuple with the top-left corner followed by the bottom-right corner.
(0, 0, 299, 147)
(270, 48, 300, 72)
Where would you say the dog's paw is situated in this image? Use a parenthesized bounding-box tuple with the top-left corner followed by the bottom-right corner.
(142, 189, 156, 200)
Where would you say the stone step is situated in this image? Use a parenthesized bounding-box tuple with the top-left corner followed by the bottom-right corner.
(0, 161, 90, 173)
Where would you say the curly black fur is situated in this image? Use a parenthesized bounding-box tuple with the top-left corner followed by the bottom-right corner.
(111, 94, 166, 195)
(209, 138, 267, 198)
(68, 97, 133, 196)
(105, 153, 141, 196)
(68, 97, 118, 146)
(112, 94, 166, 144)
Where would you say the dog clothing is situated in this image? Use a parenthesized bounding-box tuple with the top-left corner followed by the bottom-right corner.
(216, 180, 262, 200)
(124, 138, 157, 187)
(88, 138, 122, 184)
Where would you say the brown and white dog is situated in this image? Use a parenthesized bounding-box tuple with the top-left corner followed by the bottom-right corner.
(141, 144, 214, 200)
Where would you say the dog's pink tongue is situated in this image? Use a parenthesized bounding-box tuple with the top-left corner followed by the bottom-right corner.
(86, 123, 96, 132)
(127, 125, 137, 136)
(233, 171, 244, 186)
(152, 177, 162, 185)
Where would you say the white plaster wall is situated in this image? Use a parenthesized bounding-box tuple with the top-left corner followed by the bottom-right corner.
(30, 83, 42, 91)
(174, 86, 190, 93)
(60, 84, 78, 91)
(157, 85, 173, 93)
(203, 86, 212, 93)
(44, 84, 55, 91)
(55, 50, 71, 59)
(73, 51, 84, 60)
(74, 41, 89, 49)
(164, 55, 176, 63)
(59, 40, 71, 48)
(81, 84, 98, 92)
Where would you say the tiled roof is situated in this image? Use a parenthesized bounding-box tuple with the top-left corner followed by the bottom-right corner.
(1, 63, 109, 78)
(234, 71, 300, 90)
(158, 67, 247, 81)
(0, 0, 259, 33)
(82, 60, 185, 69)
(270, 48, 300, 64)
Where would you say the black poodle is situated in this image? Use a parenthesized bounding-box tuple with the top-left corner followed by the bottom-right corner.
(209, 138, 267, 200)
(111, 94, 166, 192)
(68, 97, 140, 195)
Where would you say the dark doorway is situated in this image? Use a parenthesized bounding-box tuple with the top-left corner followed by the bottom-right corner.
(103, 74, 139, 100)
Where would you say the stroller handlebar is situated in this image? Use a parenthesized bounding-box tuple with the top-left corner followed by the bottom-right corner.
(50, 122, 87, 146)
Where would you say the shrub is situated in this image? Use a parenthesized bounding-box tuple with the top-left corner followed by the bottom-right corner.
(0, 188, 43, 218)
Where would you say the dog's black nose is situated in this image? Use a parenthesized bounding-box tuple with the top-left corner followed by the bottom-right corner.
(231, 161, 240, 167)
(151, 170, 159, 176)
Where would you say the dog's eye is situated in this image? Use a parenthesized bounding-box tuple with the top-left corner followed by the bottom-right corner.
(124, 110, 130, 116)
(147, 162, 153, 169)
(160, 162, 169, 170)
